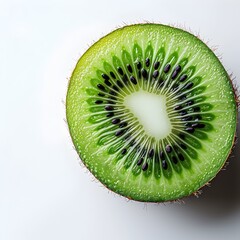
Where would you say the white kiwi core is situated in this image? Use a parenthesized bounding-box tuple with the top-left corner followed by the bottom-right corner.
(124, 89, 172, 140)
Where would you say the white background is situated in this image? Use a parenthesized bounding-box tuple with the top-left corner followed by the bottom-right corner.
(1, 0, 240, 239)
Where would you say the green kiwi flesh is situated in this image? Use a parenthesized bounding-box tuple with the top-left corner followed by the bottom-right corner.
(66, 24, 237, 202)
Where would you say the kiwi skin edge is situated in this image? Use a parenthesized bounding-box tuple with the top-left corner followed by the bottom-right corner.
(65, 23, 239, 203)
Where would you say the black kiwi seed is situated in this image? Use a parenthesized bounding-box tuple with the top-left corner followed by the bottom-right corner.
(182, 116, 193, 121)
(112, 85, 119, 91)
(178, 153, 185, 161)
(163, 63, 171, 73)
(105, 105, 114, 111)
(141, 69, 148, 79)
(107, 100, 115, 104)
(192, 123, 205, 128)
(160, 151, 165, 160)
(179, 74, 188, 82)
(171, 65, 181, 79)
(174, 105, 182, 111)
(136, 62, 142, 69)
(184, 82, 194, 90)
(175, 65, 181, 72)
(127, 64, 133, 73)
(119, 122, 127, 128)
(97, 84, 105, 91)
(112, 118, 120, 124)
(108, 91, 114, 96)
(130, 76, 137, 85)
(145, 58, 150, 67)
(98, 93, 105, 97)
(102, 73, 110, 81)
(198, 123, 205, 128)
(158, 81, 164, 89)
(179, 111, 187, 116)
(172, 156, 178, 164)
(95, 100, 103, 104)
(122, 74, 129, 84)
(172, 83, 179, 91)
(186, 127, 195, 133)
(137, 158, 144, 166)
(194, 106, 201, 112)
(116, 80, 124, 88)
(106, 112, 114, 118)
(109, 90, 117, 96)
(186, 100, 194, 106)
(171, 70, 179, 80)
(148, 149, 154, 158)
(117, 67, 124, 75)
(115, 130, 125, 137)
(162, 160, 168, 170)
(142, 162, 148, 171)
(154, 61, 160, 69)
(153, 70, 159, 78)
(110, 71, 116, 79)
(179, 95, 187, 100)
(121, 148, 127, 155)
(166, 145, 172, 153)
(191, 123, 199, 128)
(104, 79, 111, 86)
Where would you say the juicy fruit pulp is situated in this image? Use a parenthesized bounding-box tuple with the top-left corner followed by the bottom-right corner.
(66, 24, 237, 202)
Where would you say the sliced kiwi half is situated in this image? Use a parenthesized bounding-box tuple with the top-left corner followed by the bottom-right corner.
(66, 24, 237, 202)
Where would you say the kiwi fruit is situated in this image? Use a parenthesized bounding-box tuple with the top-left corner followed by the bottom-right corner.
(66, 24, 237, 202)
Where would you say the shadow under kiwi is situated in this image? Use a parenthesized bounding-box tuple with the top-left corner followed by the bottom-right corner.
(151, 114, 240, 221)
(175, 114, 240, 220)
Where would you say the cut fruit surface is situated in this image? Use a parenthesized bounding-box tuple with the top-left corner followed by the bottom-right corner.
(66, 24, 237, 202)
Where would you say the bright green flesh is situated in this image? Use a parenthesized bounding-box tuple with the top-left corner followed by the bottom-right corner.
(66, 24, 237, 202)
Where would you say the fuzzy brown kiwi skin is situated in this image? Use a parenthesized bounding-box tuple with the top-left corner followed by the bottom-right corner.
(65, 24, 239, 204)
